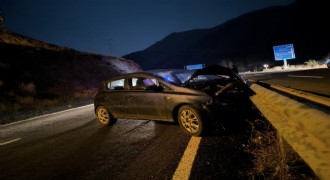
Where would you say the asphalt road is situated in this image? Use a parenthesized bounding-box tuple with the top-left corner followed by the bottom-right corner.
(0, 104, 254, 179)
(242, 68, 330, 96)
(1, 68, 325, 179)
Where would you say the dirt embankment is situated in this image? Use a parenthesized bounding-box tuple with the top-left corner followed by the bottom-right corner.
(0, 32, 142, 124)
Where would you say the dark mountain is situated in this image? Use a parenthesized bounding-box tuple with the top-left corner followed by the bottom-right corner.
(123, 0, 330, 71)
(0, 32, 141, 121)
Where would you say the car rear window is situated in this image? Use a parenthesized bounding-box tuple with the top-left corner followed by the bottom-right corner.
(107, 79, 125, 90)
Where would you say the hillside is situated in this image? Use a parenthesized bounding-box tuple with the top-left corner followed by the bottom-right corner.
(0, 32, 141, 123)
(123, 0, 330, 71)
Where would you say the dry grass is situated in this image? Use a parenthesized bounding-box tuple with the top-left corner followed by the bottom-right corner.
(245, 117, 318, 179)
(242, 59, 328, 74)
(0, 89, 95, 125)
(262, 60, 327, 72)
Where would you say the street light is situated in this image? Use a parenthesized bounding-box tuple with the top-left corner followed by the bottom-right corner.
(263, 64, 269, 70)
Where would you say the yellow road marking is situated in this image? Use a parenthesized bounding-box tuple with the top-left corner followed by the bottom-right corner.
(172, 137, 201, 180)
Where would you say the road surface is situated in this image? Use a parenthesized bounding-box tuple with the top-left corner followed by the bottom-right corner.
(242, 68, 330, 96)
(2, 68, 323, 179)
(1, 104, 253, 179)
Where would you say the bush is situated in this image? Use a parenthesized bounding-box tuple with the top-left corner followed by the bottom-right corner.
(16, 96, 35, 106)
(304, 59, 319, 67)
(18, 82, 36, 95)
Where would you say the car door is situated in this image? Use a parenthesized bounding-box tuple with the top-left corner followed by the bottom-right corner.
(126, 77, 168, 120)
(103, 78, 133, 118)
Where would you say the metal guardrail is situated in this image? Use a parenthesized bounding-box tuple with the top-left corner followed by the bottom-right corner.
(256, 81, 330, 109)
(249, 83, 330, 180)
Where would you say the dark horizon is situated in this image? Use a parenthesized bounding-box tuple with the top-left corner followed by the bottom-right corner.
(1, 0, 295, 57)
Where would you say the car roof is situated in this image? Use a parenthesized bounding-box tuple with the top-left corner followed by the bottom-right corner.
(104, 72, 151, 80)
(102, 70, 164, 82)
(107, 69, 192, 79)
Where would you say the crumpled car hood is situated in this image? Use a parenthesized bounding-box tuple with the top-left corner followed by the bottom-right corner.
(183, 64, 254, 97)
(188, 64, 246, 84)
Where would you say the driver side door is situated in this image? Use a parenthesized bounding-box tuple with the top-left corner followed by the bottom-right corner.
(126, 77, 168, 120)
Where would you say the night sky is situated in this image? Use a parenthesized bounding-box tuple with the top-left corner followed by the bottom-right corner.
(1, 0, 295, 57)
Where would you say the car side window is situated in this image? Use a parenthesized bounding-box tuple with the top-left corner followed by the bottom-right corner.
(131, 77, 158, 90)
(107, 79, 125, 90)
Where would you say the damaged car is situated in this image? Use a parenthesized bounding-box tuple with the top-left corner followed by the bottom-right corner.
(94, 64, 255, 136)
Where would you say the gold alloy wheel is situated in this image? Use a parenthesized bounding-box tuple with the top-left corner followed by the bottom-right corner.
(179, 108, 200, 134)
(97, 106, 110, 125)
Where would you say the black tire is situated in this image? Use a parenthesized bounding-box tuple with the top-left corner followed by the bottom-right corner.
(327, 62, 330, 68)
(178, 105, 204, 136)
(96, 106, 117, 126)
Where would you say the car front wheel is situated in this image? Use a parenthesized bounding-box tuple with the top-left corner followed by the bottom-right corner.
(96, 106, 117, 126)
(178, 105, 204, 136)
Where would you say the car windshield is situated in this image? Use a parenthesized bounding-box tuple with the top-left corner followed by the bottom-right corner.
(146, 69, 195, 86)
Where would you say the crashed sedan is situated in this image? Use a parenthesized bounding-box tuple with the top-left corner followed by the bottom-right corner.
(94, 64, 254, 136)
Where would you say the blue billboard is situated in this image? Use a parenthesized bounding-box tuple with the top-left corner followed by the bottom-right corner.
(184, 64, 205, 70)
(273, 44, 295, 61)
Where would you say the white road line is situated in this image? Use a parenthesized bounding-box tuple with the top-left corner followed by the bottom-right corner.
(0, 138, 21, 146)
(172, 137, 201, 180)
(2, 104, 94, 127)
(288, 75, 324, 78)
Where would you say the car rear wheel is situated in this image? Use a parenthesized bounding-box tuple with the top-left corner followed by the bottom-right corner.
(96, 106, 117, 126)
(178, 105, 204, 136)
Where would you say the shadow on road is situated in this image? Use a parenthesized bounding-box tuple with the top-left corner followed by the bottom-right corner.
(187, 109, 260, 179)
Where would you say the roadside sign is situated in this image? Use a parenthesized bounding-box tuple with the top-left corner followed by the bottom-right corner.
(273, 44, 295, 61)
(184, 64, 205, 70)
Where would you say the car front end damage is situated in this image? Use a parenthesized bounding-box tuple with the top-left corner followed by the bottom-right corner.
(184, 64, 255, 126)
